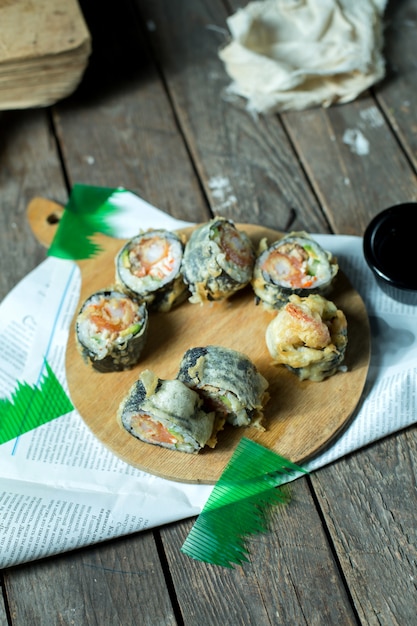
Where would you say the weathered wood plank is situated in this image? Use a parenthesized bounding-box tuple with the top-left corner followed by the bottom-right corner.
(0, 580, 9, 626)
(161, 478, 358, 625)
(53, 0, 209, 225)
(4, 533, 177, 626)
(0, 109, 65, 300)
(282, 96, 417, 235)
(135, 0, 331, 232)
(312, 431, 417, 625)
(376, 0, 417, 171)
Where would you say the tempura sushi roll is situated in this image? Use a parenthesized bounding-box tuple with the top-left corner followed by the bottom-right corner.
(265, 294, 347, 382)
(177, 345, 269, 429)
(181, 217, 255, 304)
(76, 289, 148, 372)
(115, 229, 188, 312)
(252, 231, 338, 309)
(117, 370, 220, 453)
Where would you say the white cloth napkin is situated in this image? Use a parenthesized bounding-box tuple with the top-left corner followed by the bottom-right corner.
(219, 0, 387, 113)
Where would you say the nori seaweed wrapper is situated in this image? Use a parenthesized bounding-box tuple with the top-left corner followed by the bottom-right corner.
(76, 289, 148, 372)
(117, 370, 218, 453)
(181, 217, 255, 304)
(177, 345, 269, 428)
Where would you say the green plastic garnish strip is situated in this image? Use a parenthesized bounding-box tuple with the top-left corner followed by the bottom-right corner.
(0, 361, 73, 445)
(181, 438, 307, 568)
(47, 184, 120, 260)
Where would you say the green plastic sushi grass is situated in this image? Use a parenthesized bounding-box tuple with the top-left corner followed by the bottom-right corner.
(0, 360, 73, 446)
(181, 438, 307, 568)
(47, 184, 121, 260)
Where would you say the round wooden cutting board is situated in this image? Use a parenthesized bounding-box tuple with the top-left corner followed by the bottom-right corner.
(28, 198, 371, 484)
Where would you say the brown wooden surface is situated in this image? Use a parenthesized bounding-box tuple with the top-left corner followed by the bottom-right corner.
(1, 0, 417, 624)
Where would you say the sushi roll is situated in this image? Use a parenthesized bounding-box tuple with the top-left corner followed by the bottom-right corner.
(76, 289, 148, 372)
(117, 370, 221, 453)
(177, 345, 269, 429)
(115, 229, 188, 312)
(265, 294, 348, 382)
(181, 217, 255, 304)
(252, 231, 338, 309)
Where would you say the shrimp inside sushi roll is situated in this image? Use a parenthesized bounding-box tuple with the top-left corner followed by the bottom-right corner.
(265, 294, 347, 381)
(76, 290, 148, 372)
(115, 229, 188, 311)
(252, 232, 338, 309)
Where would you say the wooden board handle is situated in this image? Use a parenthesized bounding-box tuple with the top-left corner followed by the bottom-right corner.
(27, 197, 65, 248)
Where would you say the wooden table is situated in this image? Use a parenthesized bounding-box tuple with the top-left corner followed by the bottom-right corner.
(1, 1, 416, 624)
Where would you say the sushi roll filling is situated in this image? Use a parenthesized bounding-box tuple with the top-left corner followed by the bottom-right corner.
(119, 231, 183, 293)
(261, 242, 325, 289)
(212, 220, 254, 269)
(130, 412, 182, 447)
(194, 384, 238, 416)
(77, 293, 145, 359)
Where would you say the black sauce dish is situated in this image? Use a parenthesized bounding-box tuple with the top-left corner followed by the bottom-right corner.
(363, 202, 417, 306)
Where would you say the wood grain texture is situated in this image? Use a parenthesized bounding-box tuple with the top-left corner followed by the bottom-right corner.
(52, 0, 210, 226)
(161, 478, 358, 625)
(136, 0, 331, 233)
(0, 586, 8, 626)
(0, 109, 66, 301)
(312, 431, 417, 624)
(376, 0, 417, 172)
(281, 98, 417, 235)
(26, 197, 63, 248)
(57, 223, 368, 483)
(4, 533, 177, 626)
